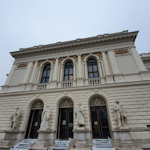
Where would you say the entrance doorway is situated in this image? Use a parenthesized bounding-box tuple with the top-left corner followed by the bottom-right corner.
(90, 97, 110, 139)
(25, 101, 43, 139)
(57, 100, 73, 139)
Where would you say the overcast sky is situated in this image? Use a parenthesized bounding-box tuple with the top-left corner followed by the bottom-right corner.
(0, 0, 150, 87)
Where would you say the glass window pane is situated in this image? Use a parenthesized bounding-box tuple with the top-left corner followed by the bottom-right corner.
(64, 76, 68, 81)
(47, 70, 50, 77)
(69, 68, 73, 74)
(65, 68, 69, 75)
(43, 70, 47, 77)
(94, 73, 99, 78)
(41, 78, 45, 83)
(46, 77, 49, 83)
(88, 65, 92, 72)
(89, 73, 93, 78)
(93, 65, 98, 72)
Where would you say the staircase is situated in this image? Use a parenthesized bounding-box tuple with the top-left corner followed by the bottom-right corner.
(10, 139, 37, 150)
(53, 139, 72, 150)
(92, 138, 115, 150)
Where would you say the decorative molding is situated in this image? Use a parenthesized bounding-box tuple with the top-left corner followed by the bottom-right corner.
(59, 57, 66, 64)
(115, 49, 129, 55)
(38, 60, 45, 66)
(93, 52, 102, 59)
(17, 63, 27, 68)
(81, 54, 89, 61)
(70, 55, 78, 61)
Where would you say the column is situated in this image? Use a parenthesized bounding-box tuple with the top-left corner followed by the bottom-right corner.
(59, 65, 64, 81)
(78, 55, 82, 78)
(29, 61, 38, 83)
(77, 54, 83, 86)
(108, 50, 123, 82)
(53, 58, 59, 81)
(49, 65, 54, 82)
(102, 51, 114, 83)
(22, 62, 33, 84)
(131, 47, 147, 71)
(102, 51, 110, 75)
(4, 64, 17, 85)
(73, 63, 76, 80)
(84, 61, 88, 79)
(131, 47, 150, 80)
(97, 60, 103, 77)
(108, 50, 120, 74)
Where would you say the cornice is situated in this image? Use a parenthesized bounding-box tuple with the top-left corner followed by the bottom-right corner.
(10, 31, 138, 59)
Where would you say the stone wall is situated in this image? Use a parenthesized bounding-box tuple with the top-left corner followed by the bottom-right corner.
(0, 82, 150, 141)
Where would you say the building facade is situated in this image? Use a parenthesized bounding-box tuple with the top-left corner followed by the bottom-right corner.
(0, 30, 150, 150)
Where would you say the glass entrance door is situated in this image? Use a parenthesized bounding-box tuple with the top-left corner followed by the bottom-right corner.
(90, 97, 110, 139)
(25, 101, 43, 139)
(57, 99, 73, 139)
(91, 106, 110, 138)
(57, 108, 73, 139)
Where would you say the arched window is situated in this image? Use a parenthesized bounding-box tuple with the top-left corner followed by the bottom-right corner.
(41, 64, 51, 83)
(64, 61, 73, 81)
(87, 58, 99, 78)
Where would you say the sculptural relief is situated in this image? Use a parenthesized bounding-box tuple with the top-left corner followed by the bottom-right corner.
(75, 103, 85, 127)
(40, 106, 51, 130)
(114, 101, 127, 128)
(10, 107, 21, 130)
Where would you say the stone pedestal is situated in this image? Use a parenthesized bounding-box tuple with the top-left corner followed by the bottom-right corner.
(106, 75, 114, 83)
(113, 73, 123, 82)
(30, 129, 56, 149)
(112, 128, 134, 148)
(0, 130, 24, 149)
(74, 127, 92, 148)
(77, 78, 84, 86)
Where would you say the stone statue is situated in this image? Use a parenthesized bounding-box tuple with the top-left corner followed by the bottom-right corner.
(75, 103, 85, 127)
(114, 101, 127, 128)
(10, 107, 21, 130)
(40, 106, 51, 130)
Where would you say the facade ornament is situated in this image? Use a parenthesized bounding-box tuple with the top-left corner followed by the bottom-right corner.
(40, 106, 51, 130)
(114, 101, 127, 128)
(93, 52, 102, 59)
(18, 63, 27, 68)
(115, 49, 129, 55)
(75, 103, 85, 127)
(10, 107, 21, 130)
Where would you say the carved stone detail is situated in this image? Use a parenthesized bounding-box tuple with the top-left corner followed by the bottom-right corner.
(59, 100, 73, 108)
(81, 54, 88, 61)
(90, 97, 105, 106)
(38, 60, 46, 66)
(115, 49, 129, 55)
(32, 101, 44, 109)
(59, 57, 67, 64)
(70, 55, 78, 61)
(93, 52, 102, 58)
(18, 63, 27, 68)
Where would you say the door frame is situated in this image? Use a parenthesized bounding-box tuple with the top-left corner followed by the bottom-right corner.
(56, 98, 74, 139)
(89, 95, 112, 139)
(24, 100, 44, 139)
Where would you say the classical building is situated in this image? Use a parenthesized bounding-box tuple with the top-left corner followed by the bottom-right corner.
(0, 30, 150, 150)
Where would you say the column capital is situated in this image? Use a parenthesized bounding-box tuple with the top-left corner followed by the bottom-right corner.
(54, 57, 59, 60)
(101, 50, 106, 53)
(107, 49, 114, 52)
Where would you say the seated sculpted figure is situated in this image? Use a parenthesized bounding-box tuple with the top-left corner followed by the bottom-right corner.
(10, 107, 21, 130)
(40, 106, 51, 130)
(114, 101, 127, 128)
(75, 103, 85, 127)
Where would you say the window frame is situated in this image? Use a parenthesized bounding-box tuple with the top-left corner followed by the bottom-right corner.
(40, 64, 51, 83)
(87, 58, 99, 79)
(64, 61, 73, 81)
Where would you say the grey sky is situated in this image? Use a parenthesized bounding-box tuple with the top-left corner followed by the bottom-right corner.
(0, 0, 150, 86)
